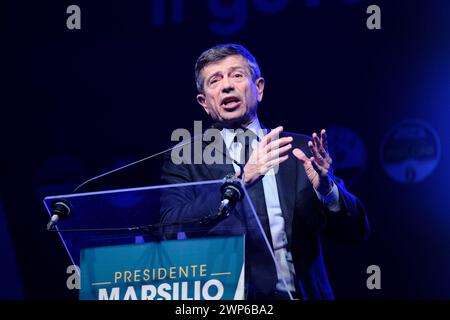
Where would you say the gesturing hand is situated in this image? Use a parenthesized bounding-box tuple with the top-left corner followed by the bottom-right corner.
(292, 129, 334, 196)
(242, 126, 293, 186)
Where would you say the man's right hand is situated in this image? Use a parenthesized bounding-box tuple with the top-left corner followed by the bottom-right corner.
(241, 126, 293, 186)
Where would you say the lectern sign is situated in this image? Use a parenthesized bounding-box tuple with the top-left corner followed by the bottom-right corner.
(80, 235, 245, 300)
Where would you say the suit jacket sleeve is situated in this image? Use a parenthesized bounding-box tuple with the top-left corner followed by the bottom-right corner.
(292, 133, 370, 243)
(159, 150, 224, 237)
(321, 176, 370, 243)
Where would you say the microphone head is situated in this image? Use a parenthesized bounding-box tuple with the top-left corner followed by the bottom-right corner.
(221, 174, 244, 202)
(51, 200, 71, 219)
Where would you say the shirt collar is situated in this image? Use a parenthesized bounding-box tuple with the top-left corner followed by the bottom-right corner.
(220, 118, 264, 149)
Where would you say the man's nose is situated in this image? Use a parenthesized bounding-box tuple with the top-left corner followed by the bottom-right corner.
(221, 76, 234, 93)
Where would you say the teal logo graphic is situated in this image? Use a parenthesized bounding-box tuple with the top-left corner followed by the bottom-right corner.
(80, 236, 244, 300)
(381, 119, 441, 183)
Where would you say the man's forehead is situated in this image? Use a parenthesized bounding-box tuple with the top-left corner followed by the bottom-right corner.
(202, 55, 249, 77)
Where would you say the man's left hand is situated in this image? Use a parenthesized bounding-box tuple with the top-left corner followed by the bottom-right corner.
(292, 129, 333, 196)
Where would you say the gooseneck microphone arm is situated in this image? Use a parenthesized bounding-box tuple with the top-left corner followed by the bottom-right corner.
(46, 128, 211, 231)
(72, 122, 237, 194)
(72, 132, 209, 193)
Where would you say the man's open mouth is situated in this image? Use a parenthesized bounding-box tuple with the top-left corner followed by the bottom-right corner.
(221, 96, 241, 108)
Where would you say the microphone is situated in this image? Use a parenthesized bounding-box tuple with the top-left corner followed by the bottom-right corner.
(72, 123, 220, 193)
(46, 126, 213, 230)
(218, 173, 244, 218)
(46, 200, 71, 231)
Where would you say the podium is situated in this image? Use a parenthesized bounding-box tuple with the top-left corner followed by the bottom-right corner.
(43, 179, 292, 300)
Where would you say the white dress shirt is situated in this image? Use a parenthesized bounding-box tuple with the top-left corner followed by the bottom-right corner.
(220, 118, 341, 293)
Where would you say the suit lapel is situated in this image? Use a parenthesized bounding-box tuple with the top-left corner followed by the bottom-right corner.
(201, 134, 235, 180)
(274, 134, 297, 246)
(258, 126, 297, 244)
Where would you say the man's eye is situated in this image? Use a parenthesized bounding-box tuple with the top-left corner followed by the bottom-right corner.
(210, 78, 219, 84)
(233, 73, 243, 78)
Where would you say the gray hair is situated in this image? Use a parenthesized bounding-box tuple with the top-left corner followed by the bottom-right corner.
(194, 43, 262, 93)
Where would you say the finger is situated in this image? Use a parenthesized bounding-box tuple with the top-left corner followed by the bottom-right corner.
(265, 136, 293, 152)
(293, 149, 317, 176)
(320, 129, 328, 152)
(259, 126, 283, 148)
(310, 156, 328, 176)
(313, 132, 328, 159)
(292, 148, 309, 163)
(320, 129, 333, 165)
(268, 143, 292, 160)
(299, 154, 316, 177)
(312, 132, 320, 148)
(262, 154, 289, 175)
(308, 140, 326, 166)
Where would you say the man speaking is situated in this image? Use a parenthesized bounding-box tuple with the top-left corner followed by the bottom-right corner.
(161, 44, 370, 300)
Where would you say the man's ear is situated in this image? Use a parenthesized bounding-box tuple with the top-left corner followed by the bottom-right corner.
(255, 77, 265, 102)
(196, 93, 210, 115)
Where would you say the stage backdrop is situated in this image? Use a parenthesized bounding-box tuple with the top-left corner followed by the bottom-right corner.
(2, 0, 450, 299)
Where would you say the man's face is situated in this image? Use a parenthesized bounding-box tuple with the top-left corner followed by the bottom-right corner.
(196, 55, 264, 128)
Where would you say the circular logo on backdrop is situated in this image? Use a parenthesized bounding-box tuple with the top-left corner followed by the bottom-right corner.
(326, 126, 367, 186)
(381, 119, 441, 184)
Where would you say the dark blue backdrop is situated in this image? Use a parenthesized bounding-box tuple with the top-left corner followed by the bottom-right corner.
(2, 0, 450, 299)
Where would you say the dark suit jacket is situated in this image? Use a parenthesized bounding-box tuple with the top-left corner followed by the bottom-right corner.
(160, 131, 370, 300)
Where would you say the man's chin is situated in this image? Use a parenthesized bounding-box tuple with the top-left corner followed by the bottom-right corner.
(214, 117, 239, 128)
(218, 115, 252, 129)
